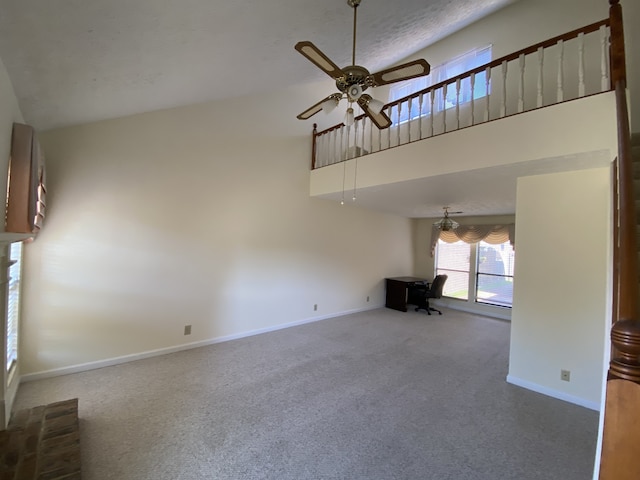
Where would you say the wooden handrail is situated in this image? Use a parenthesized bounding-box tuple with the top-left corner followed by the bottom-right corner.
(606, 0, 640, 383)
(314, 17, 610, 137)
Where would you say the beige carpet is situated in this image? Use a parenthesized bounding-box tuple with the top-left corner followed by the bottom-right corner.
(13, 307, 599, 479)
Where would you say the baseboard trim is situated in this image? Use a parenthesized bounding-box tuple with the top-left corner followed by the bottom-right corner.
(506, 374, 600, 411)
(433, 299, 512, 321)
(21, 304, 383, 383)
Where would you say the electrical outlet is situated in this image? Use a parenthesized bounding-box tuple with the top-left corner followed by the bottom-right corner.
(184, 325, 192, 335)
(366, 296, 370, 302)
(561, 369, 570, 382)
(314, 304, 318, 311)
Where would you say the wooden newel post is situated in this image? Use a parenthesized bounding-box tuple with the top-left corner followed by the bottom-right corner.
(609, 320, 640, 381)
(609, 0, 626, 87)
(311, 123, 318, 170)
(599, 4, 640, 478)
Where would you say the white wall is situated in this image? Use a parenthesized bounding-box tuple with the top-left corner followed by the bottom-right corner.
(0, 56, 24, 426)
(20, 83, 414, 376)
(508, 167, 612, 410)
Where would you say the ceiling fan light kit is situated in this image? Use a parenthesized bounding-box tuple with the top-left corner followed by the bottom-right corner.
(321, 94, 341, 114)
(359, 94, 384, 115)
(295, 0, 430, 130)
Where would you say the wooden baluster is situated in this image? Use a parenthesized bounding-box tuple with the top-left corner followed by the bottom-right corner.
(601, 25, 610, 91)
(418, 93, 424, 139)
(325, 133, 331, 166)
(408, 97, 412, 143)
(397, 103, 402, 146)
(317, 133, 324, 167)
(443, 83, 448, 132)
(455, 78, 461, 129)
(368, 115, 373, 153)
(578, 32, 586, 97)
(518, 53, 525, 113)
(500, 60, 508, 117)
(345, 125, 351, 161)
(361, 117, 366, 155)
(430, 89, 435, 137)
(557, 39, 564, 103)
(311, 123, 318, 170)
(537, 47, 544, 108)
(340, 126, 345, 163)
(331, 129, 337, 165)
(470, 73, 476, 126)
(378, 113, 382, 151)
(387, 108, 391, 149)
(354, 120, 359, 158)
(324, 131, 330, 167)
(340, 151, 346, 205)
(322, 131, 328, 166)
(485, 67, 491, 122)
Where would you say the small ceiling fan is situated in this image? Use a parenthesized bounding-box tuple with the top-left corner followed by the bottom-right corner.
(295, 0, 431, 129)
(434, 207, 463, 231)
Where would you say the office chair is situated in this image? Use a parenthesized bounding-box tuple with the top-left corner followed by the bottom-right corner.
(414, 274, 448, 315)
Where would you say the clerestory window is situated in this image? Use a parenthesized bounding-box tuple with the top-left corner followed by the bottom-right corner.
(388, 45, 492, 123)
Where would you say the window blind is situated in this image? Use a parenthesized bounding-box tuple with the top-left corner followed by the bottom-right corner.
(6, 242, 23, 372)
(436, 240, 470, 300)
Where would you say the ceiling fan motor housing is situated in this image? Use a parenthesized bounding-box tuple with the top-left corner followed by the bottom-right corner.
(336, 65, 371, 97)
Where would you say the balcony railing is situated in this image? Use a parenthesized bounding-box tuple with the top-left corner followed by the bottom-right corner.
(311, 17, 612, 170)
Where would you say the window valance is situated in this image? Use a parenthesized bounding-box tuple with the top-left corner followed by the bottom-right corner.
(430, 224, 515, 257)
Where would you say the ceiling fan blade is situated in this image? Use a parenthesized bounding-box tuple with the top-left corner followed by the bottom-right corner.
(357, 96, 392, 129)
(370, 59, 431, 86)
(297, 94, 338, 120)
(295, 41, 345, 80)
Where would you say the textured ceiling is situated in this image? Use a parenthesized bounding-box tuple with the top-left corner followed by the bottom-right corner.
(0, 0, 515, 131)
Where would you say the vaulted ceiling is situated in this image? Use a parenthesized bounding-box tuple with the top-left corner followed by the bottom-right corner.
(0, 0, 515, 131)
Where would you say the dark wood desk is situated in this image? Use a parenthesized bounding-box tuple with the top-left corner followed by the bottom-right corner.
(385, 277, 429, 312)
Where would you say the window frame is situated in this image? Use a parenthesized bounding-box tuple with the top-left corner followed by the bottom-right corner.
(474, 240, 515, 308)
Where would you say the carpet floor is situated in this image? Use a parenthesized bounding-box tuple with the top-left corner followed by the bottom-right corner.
(13, 307, 599, 479)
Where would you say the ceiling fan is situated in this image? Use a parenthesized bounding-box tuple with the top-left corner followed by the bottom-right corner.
(295, 0, 431, 129)
(434, 207, 463, 231)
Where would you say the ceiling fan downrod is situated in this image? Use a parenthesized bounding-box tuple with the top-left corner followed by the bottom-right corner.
(348, 0, 361, 66)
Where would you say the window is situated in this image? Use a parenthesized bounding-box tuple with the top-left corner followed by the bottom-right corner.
(435, 238, 515, 308)
(476, 241, 515, 307)
(6, 242, 23, 374)
(435, 240, 470, 300)
(388, 46, 492, 123)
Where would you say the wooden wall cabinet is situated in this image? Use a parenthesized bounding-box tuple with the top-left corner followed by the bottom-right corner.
(5, 123, 46, 235)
